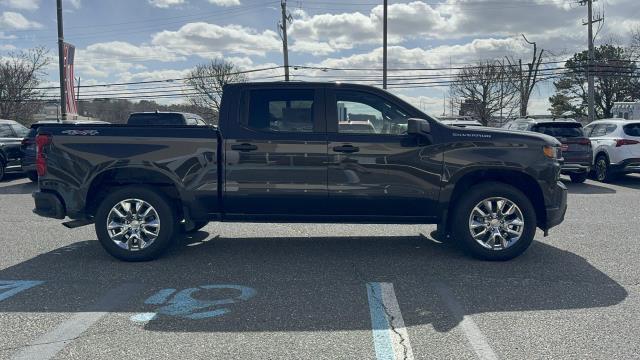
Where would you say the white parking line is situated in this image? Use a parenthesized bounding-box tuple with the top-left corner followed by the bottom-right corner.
(434, 282, 498, 360)
(11, 283, 141, 360)
(366, 282, 415, 360)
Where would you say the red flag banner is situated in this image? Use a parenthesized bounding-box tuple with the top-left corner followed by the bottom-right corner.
(63, 42, 78, 115)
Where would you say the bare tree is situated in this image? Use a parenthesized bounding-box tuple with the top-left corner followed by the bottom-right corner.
(0, 47, 50, 124)
(450, 60, 519, 125)
(184, 59, 247, 123)
(506, 34, 545, 117)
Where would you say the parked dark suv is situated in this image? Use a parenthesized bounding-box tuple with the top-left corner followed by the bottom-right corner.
(0, 119, 29, 181)
(504, 118, 592, 183)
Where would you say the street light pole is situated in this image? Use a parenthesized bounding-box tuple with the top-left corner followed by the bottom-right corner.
(56, 0, 66, 120)
(383, 0, 388, 89)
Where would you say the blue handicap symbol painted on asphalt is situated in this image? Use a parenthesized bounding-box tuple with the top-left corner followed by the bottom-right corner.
(131, 284, 256, 322)
(0, 280, 44, 302)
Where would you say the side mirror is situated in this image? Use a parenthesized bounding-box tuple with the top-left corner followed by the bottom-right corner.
(407, 118, 431, 135)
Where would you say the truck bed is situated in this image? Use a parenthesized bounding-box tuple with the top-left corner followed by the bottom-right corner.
(37, 124, 221, 220)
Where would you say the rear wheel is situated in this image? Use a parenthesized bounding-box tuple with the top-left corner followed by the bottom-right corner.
(27, 171, 38, 182)
(95, 186, 176, 261)
(569, 172, 588, 183)
(451, 182, 536, 261)
(594, 155, 616, 182)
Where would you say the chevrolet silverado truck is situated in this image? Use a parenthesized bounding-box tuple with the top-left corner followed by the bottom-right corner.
(32, 82, 567, 262)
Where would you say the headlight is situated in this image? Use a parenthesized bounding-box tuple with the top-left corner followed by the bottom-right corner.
(543, 145, 558, 159)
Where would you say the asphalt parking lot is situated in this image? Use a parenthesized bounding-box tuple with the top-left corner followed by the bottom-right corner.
(1, 174, 639, 360)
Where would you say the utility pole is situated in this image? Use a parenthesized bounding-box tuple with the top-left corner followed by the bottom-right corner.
(518, 59, 524, 116)
(279, 0, 291, 81)
(56, 0, 66, 120)
(382, 0, 388, 89)
(580, 0, 603, 122)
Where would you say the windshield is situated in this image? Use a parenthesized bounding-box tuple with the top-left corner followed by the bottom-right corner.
(127, 113, 185, 126)
(532, 123, 584, 137)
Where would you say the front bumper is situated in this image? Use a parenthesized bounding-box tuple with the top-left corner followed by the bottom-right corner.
(32, 191, 66, 219)
(560, 163, 590, 174)
(544, 181, 568, 231)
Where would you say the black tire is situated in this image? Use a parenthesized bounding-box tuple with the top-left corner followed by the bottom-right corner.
(594, 154, 616, 183)
(451, 182, 537, 261)
(95, 186, 176, 262)
(27, 171, 38, 182)
(569, 172, 588, 183)
(181, 220, 208, 233)
(0, 160, 5, 182)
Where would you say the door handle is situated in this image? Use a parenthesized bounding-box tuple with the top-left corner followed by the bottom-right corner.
(333, 145, 360, 153)
(231, 143, 258, 152)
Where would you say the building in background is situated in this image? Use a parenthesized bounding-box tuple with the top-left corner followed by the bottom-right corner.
(611, 102, 640, 120)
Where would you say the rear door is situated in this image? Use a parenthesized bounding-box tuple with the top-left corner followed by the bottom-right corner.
(223, 86, 328, 215)
(326, 87, 441, 218)
(621, 123, 640, 159)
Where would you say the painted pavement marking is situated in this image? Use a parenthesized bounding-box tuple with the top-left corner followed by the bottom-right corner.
(366, 282, 415, 360)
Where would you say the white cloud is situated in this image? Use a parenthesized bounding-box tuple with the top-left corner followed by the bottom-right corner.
(84, 41, 184, 63)
(0, 0, 39, 11)
(0, 11, 42, 29)
(151, 22, 281, 57)
(208, 0, 240, 6)
(148, 0, 185, 8)
(0, 31, 16, 39)
(64, 0, 81, 9)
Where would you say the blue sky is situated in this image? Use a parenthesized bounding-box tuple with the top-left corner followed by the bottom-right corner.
(1, 0, 639, 115)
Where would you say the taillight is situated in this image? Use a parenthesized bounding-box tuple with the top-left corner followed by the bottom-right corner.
(36, 134, 51, 177)
(615, 139, 640, 147)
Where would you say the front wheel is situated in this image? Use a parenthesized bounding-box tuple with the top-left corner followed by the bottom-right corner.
(27, 171, 38, 182)
(569, 172, 588, 183)
(594, 155, 616, 182)
(0, 160, 5, 182)
(451, 182, 536, 261)
(95, 186, 176, 261)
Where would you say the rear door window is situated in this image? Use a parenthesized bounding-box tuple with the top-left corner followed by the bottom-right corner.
(532, 123, 584, 137)
(590, 124, 613, 137)
(0, 124, 14, 137)
(623, 123, 640, 137)
(244, 89, 316, 133)
(10, 123, 29, 137)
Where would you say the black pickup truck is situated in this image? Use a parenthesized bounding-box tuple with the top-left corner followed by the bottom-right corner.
(32, 82, 567, 262)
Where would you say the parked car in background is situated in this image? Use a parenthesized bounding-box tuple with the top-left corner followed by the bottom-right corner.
(503, 118, 592, 183)
(21, 120, 110, 182)
(127, 112, 207, 126)
(338, 120, 377, 133)
(440, 119, 483, 127)
(0, 119, 29, 181)
(583, 119, 640, 182)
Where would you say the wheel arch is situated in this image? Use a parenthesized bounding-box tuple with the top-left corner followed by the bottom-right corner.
(85, 167, 184, 218)
(443, 168, 546, 233)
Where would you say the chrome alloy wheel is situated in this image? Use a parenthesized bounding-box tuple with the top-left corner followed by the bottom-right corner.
(106, 199, 160, 251)
(468, 197, 524, 251)
(596, 158, 608, 181)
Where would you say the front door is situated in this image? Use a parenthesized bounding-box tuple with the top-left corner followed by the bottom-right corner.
(223, 87, 328, 215)
(326, 88, 441, 218)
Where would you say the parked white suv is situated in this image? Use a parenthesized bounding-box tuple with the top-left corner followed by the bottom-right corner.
(583, 119, 640, 182)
